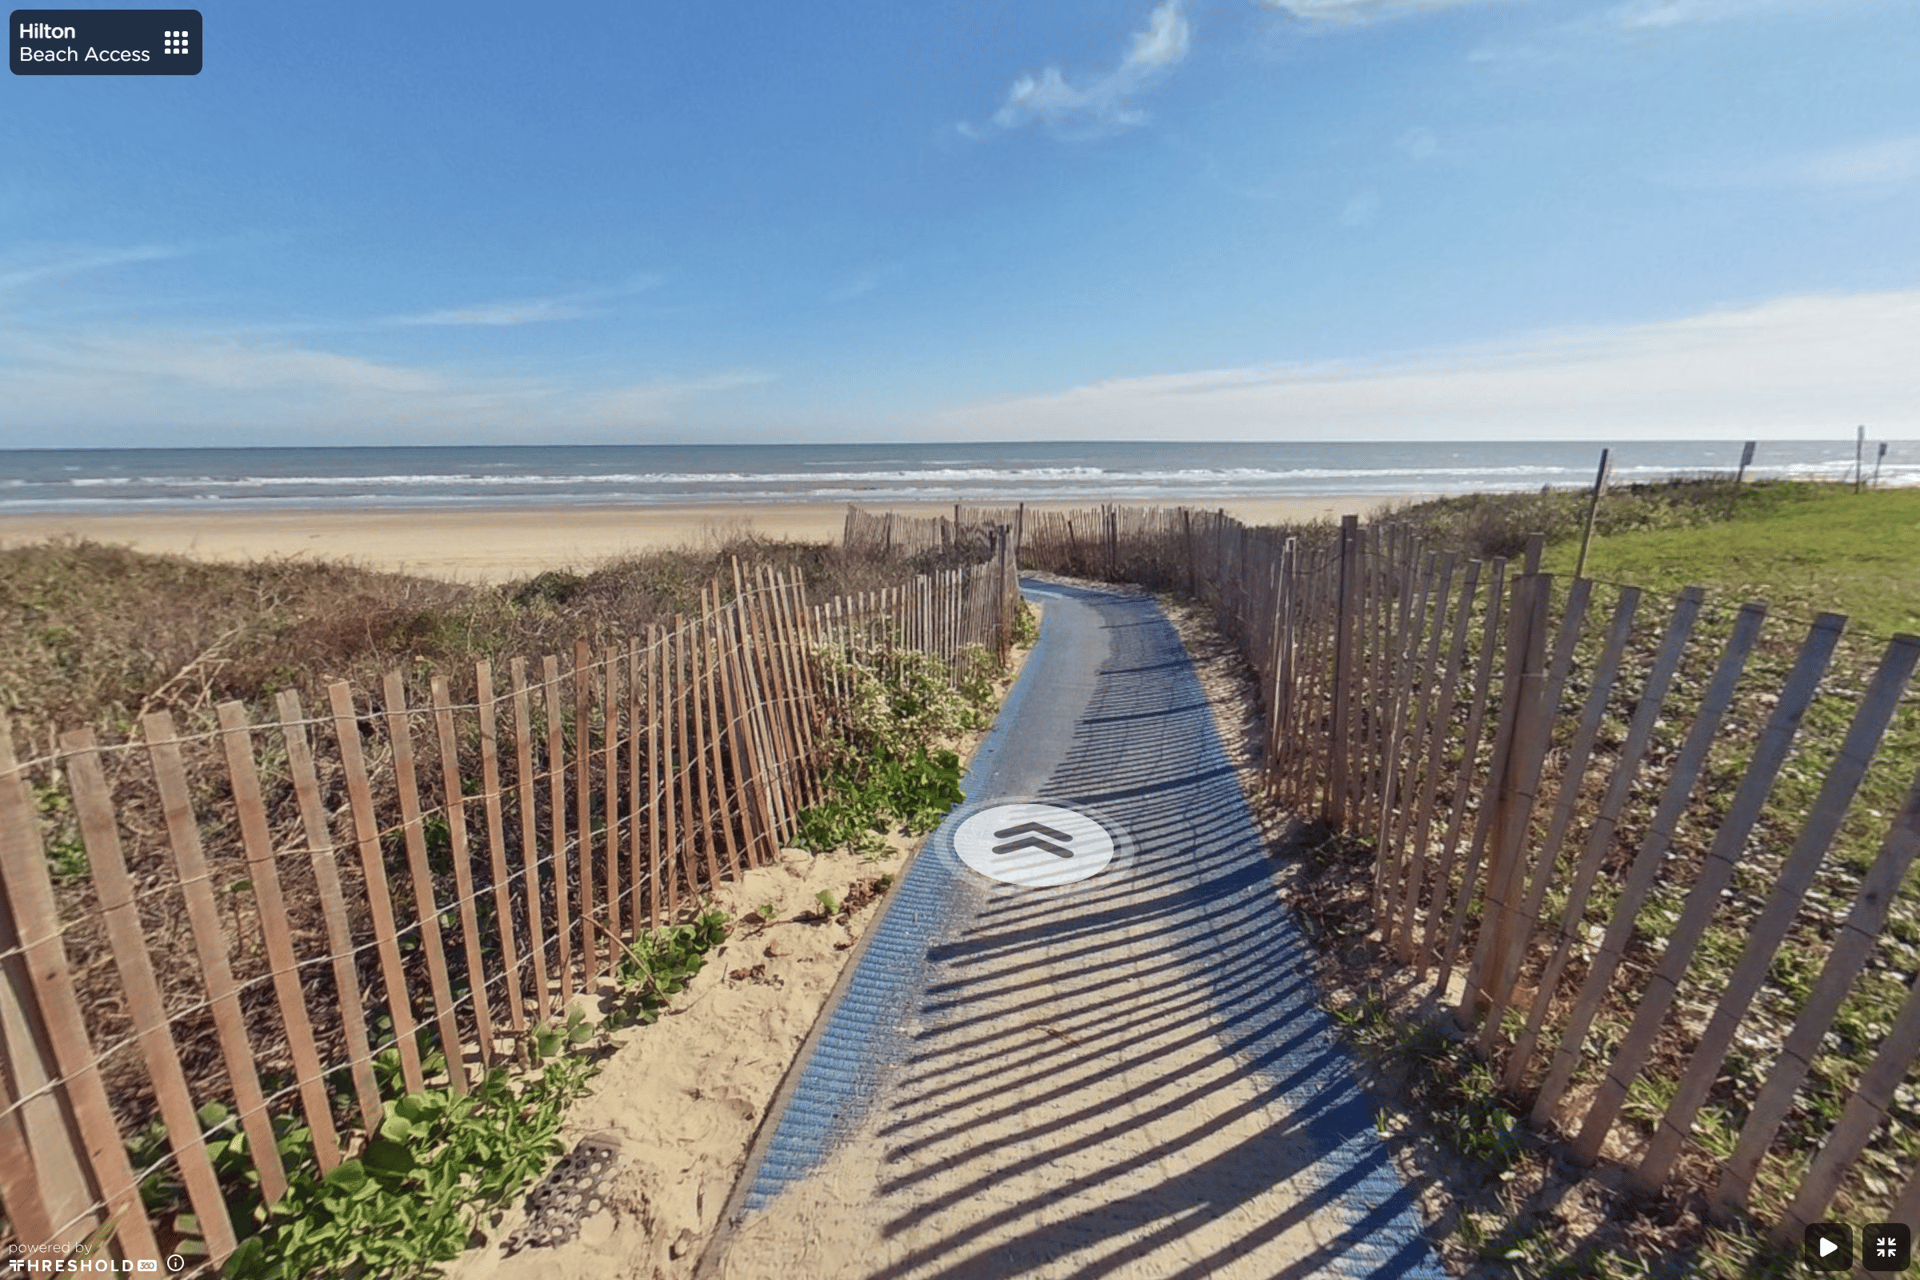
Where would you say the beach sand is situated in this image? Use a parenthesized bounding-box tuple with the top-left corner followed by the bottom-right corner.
(0, 496, 1418, 583)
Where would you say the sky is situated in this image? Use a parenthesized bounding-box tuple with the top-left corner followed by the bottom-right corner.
(3, 0, 1918, 447)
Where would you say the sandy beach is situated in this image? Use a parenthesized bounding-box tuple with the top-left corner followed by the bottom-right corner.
(0, 496, 1414, 584)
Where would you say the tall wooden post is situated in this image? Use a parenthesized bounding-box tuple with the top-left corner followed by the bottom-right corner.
(1467, 571, 1554, 1020)
(1329, 515, 1360, 827)
(1573, 448, 1611, 581)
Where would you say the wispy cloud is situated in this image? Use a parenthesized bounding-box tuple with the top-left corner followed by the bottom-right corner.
(392, 297, 590, 327)
(977, 1, 1190, 139)
(0, 245, 182, 293)
(827, 264, 896, 304)
(1262, 0, 1505, 27)
(934, 290, 1920, 440)
(1605, 0, 1808, 28)
(1793, 135, 1920, 192)
(0, 321, 768, 444)
(388, 276, 661, 328)
(1673, 134, 1920, 197)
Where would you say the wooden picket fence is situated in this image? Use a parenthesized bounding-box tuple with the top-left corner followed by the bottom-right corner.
(0, 554, 1017, 1270)
(1016, 504, 1920, 1247)
(840, 504, 1026, 566)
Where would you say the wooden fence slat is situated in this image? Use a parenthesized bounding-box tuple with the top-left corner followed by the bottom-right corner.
(572, 643, 597, 989)
(1634, 633, 1920, 1190)
(1444, 564, 1527, 1007)
(1329, 516, 1358, 826)
(560, 644, 591, 990)
(1568, 613, 1844, 1167)
(216, 702, 341, 1171)
(379, 674, 464, 1095)
(277, 689, 383, 1133)
(61, 728, 239, 1264)
(0, 720, 157, 1256)
(1473, 573, 1593, 1047)
(744, 571, 795, 818)
(671, 619, 701, 907)
(655, 627, 679, 923)
(1397, 554, 1471, 967)
(733, 563, 796, 829)
(711, 590, 775, 869)
(1528, 602, 1766, 1130)
(143, 710, 289, 1202)
(695, 603, 741, 882)
(1373, 547, 1431, 932)
(431, 675, 497, 1072)
(603, 644, 623, 947)
(1386, 552, 1446, 953)
(1719, 741, 1920, 1212)
(687, 614, 726, 890)
(1495, 585, 1639, 1007)
(327, 682, 426, 1098)
(1430, 556, 1508, 986)
(770, 568, 823, 805)
(729, 598, 783, 862)
(542, 655, 573, 1006)
(1504, 587, 1700, 1092)
(1465, 572, 1556, 1029)
(508, 659, 550, 1027)
(0, 1002, 57, 1247)
(475, 662, 528, 1038)
(641, 640, 656, 932)
(1779, 970, 1920, 1237)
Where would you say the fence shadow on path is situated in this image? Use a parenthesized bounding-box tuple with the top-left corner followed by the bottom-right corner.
(857, 587, 1445, 1280)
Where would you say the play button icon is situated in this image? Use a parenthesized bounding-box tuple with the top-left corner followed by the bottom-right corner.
(1806, 1222, 1852, 1271)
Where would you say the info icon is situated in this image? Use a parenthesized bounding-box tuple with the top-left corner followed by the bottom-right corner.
(1806, 1222, 1852, 1272)
(1865, 1222, 1912, 1272)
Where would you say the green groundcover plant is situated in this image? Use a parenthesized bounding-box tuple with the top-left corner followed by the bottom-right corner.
(124, 910, 729, 1279)
(795, 639, 1002, 854)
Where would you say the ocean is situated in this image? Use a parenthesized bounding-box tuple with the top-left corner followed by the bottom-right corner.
(0, 440, 1913, 514)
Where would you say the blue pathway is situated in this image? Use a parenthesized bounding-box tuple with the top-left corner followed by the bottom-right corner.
(720, 581, 1447, 1279)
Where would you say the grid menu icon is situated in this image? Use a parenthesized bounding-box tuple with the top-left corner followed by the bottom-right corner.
(163, 28, 188, 54)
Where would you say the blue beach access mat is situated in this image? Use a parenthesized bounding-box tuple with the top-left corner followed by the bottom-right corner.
(708, 581, 1449, 1280)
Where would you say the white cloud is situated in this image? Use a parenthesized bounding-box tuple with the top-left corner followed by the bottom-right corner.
(827, 264, 896, 304)
(983, 2, 1190, 138)
(1795, 136, 1920, 192)
(0, 322, 768, 444)
(390, 277, 660, 327)
(393, 298, 590, 327)
(1263, 0, 1504, 27)
(1676, 134, 1920, 197)
(1606, 0, 1797, 27)
(933, 290, 1920, 441)
(0, 245, 181, 294)
(1339, 190, 1380, 225)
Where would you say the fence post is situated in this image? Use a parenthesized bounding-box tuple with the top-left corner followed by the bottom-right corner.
(1465, 571, 1554, 1021)
(1573, 449, 1611, 581)
(1329, 514, 1360, 827)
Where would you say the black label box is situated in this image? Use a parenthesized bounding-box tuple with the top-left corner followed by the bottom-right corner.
(11, 9, 201, 75)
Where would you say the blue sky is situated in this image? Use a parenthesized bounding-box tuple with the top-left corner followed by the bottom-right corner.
(4, 0, 1917, 446)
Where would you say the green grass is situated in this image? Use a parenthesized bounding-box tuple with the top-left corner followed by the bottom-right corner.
(1538, 484, 1920, 638)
